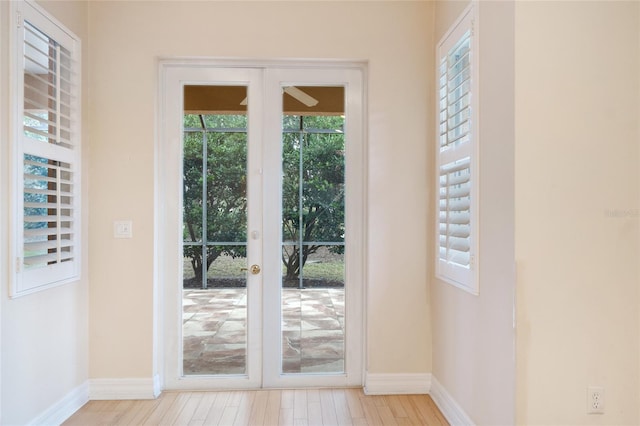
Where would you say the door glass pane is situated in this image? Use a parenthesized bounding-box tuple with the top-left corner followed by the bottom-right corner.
(182, 85, 249, 376)
(281, 86, 346, 374)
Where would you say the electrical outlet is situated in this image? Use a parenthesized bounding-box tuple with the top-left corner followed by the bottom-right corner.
(114, 220, 133, 239)
(587, 386, 605, 414)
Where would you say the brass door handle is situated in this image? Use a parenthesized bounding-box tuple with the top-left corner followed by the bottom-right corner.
(241, 264, 261, 275)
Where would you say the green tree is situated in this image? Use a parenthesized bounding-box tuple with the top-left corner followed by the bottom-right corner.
(183, 114, 247, 284)
(281, 116, 345, 282)
(183, 114, 344, 286)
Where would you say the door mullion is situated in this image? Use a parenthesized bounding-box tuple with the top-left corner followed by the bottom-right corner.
(201, 128, 207, 289)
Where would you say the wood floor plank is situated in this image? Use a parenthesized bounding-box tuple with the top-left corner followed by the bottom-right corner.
(293, 418, 310, 426)
(319, 389, 338, 426)
(375, 406, 398, 426)
(371, 395, 387, 408)
(331, 389, 353, 426)
(203, 391, 230, 425)
(360, 396, 384, 426)
(109, 400, 136, 425)
(219, 406, 239, 426)
(307, 401, 322, 426)
(281, 389, 295, 409)
(189, 392, 218, 425)
(119, 399, 162, 426)
(344, 388, 365, 419)
(293, 389, 308, 420)
(247, 390, 269, 425)
(383, 395, 408, 419)
(265, 390, 282, 425)
(142, 392, 179, 425)
(279, 408, 294, 426)
(227, 390, 245, 407)
(307, 389, 320, 403)
(397, 395, 428, 425)
(173, 392, 204, 425)
(426, 397, 448, 425)
(410, 395, 443, 426)
(233, 391, 256, 426)
(162, 392, 193, 425)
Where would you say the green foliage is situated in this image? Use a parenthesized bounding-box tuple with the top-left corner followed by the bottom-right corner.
(183, 117, 247, 282)
(183, 114, 345, 286)
(282, 118, 345, 281)
(23, 155, 49, 231)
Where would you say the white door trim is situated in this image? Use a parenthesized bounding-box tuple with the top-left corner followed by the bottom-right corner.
(156, 58, 368, 390)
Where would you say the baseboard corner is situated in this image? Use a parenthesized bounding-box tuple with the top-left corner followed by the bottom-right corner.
(429, 376, 475, 426)
(28, 380, 89, 426)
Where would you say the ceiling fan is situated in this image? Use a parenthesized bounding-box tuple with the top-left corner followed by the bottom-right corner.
(240, 86, 319, 107)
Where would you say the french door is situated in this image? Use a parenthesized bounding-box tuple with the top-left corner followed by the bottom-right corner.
(160, 62, 365, 390)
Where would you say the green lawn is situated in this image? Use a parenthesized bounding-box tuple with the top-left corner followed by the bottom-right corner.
(183, 253, 344, 282)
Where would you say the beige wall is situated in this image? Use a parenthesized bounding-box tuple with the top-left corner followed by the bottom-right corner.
(515, 2, 640, 424)
(87, 1, 434, 380)
(431, 1, 516, 424)
(0, 1, 89, 424)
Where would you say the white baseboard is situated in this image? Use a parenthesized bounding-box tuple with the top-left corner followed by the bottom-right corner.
(429, 376, 475, 426)
(363, 373, 431, 395)
(89, 376, 161, 400)
(28, 381, 89, 426)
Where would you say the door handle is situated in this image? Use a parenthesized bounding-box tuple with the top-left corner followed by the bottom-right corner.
(241, 264, 261, 275)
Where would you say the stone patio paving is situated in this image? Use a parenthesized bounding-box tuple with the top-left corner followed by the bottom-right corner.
(182, 288, 345, 376)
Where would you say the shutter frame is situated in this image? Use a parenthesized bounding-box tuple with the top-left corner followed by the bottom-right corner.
(11, 0, 81, 297)
(435, 4, 478, 294)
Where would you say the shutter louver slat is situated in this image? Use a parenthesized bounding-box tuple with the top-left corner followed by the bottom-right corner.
(449, 211, 470, 225)
(449, 224, 470, 238)
(449, 250, 470, 266)
(448, 185, 469, 199)
(23, 251, 73, 266)
(448, 198, 470, 212)
(24, 215, 74, 222)
(24, 202, 72, 209)
(449, 236, 470, 252)
(25, 239, 73, 251)
(24, 187, 72, 197)
(24, 227, 74, 237)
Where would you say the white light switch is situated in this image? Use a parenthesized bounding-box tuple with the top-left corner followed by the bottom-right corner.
(114, 220, 133, 238)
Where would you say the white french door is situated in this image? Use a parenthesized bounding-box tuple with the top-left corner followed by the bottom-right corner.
(159, 61, 365, 390)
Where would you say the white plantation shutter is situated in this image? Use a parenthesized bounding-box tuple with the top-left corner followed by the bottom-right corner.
(12, 1, 81, 296)
(439, 158, 471, 264)
(436, 5, 477, 292)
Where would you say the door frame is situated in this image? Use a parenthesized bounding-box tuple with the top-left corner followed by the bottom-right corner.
(155, 58, 368, 390)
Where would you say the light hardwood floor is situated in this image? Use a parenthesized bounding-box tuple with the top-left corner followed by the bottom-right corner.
(63, 388, 449, 426)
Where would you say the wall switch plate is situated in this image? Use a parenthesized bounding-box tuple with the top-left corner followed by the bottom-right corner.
(587, 386, 605, 414)
(114, 220, 133, 239)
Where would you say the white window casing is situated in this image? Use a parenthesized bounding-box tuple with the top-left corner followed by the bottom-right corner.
(436, 4, 479, 294)
(10, 1, 81, 297)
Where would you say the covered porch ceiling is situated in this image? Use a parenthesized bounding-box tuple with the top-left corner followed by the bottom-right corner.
(184, 85, 345, 116)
